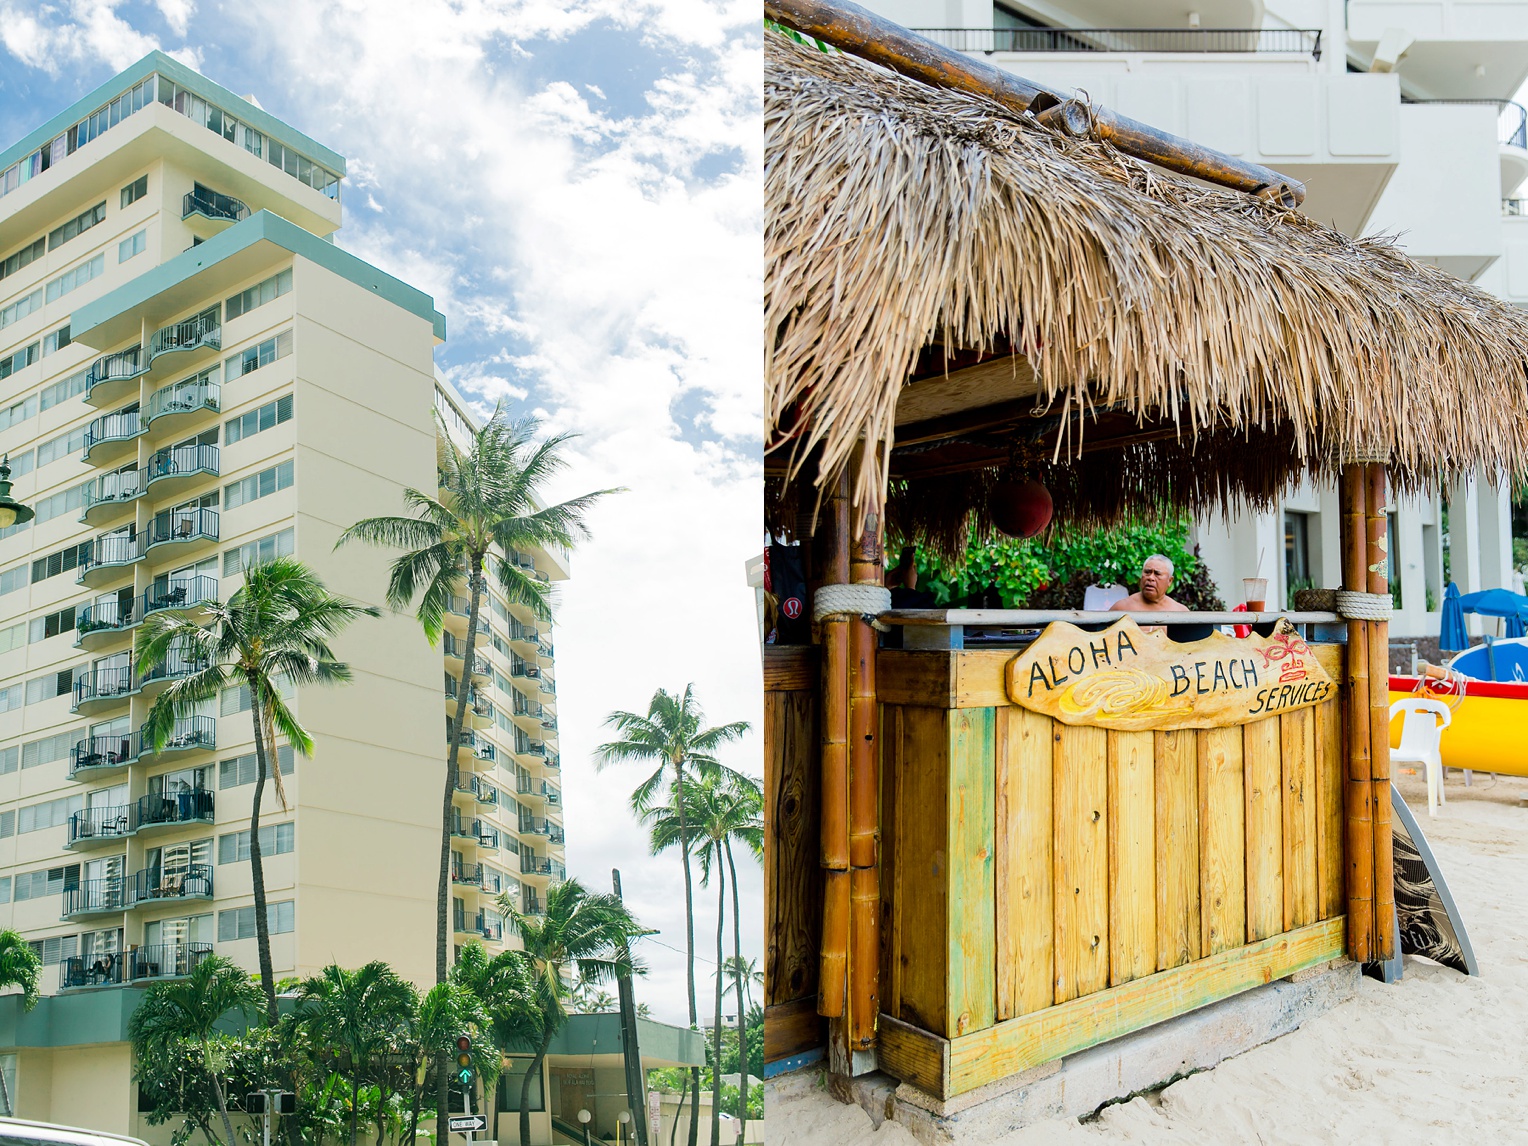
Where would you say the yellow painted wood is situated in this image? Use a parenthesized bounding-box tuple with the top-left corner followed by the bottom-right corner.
(948, 707, 997, 1038)
(1197, 727, 1246, 956)
(1154, 729, 1200, 971)
(996, 707, 1054, 1020)
(1053, 724, 1109, 1003)
(1108, 730, 1156, 986)
(881, 705, 902, 1018)
(931, 917, 1348, 1099)
(1315, 693, 1345, 920)
(1281, 707, 1319, 930)
(890, 705, 949, 1033)
(1243, 716, 1284, 943)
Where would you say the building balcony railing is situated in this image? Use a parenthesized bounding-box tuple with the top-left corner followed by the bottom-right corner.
(83, 410, 145, 463)
(521, 896, 544, 918)
(70, 733, 138, 779)
(475, 778, 498, 807)
(1506, 198, 1528, 216)
(144, 574, 219, 617)
(1405, 98, 1528, 149)
(510, 662, 541, 680)
(84, 346, 145, 404)
(61, 878, 131, 918)
(145, 443, 220, 498)
(136, 787, 215, 832)
(61, 943, 212, 988)
(147, 506, 219, 552)
(521, 817, 551, 837)
(77, 531, 146, 585)
(542, 783, 561, 806)
(76, 596, 137, 646)
(912, 26, 1321, 57)
(480, 869, 506, 896)
(136, 716, 216, 762)
(548, 824, 565, 845)
(148, 308, 221, 364)
(476, 911, 504, 942)
(452, 861, 484, 886)
(72, 665, 136, 713)
(66, 804, 133, 848)
(182, 187, 248, 225)
(146, 380, 221, 428)
(129, 863, 214, 906)
(80, 469, 147, 524)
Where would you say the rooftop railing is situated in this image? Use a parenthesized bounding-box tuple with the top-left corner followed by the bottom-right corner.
(913, 26, 1321, 57)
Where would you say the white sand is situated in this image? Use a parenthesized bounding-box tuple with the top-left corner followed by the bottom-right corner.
(770, 772, 1528, 1143)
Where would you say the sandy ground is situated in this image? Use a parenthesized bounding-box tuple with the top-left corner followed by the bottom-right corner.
(770, 771, 1528, 1144)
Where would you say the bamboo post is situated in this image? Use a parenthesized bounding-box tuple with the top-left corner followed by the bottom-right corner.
(847, 486, 883, 1055)
(1340, 465, 1374, 963)
(1366, 464, 1396, 960)
(819, 471, 851, 1021)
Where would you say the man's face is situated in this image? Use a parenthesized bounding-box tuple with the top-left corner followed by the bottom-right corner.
(1140, 561, 1173, 605)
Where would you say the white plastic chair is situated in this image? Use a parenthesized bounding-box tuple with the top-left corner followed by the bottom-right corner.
(1390, 699, 1454, 817)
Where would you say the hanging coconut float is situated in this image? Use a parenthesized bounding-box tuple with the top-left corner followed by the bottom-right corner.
(990, 477, 1053, 538)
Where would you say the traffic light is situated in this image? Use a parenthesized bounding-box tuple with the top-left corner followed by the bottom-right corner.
(456, 1035, 473, 1086)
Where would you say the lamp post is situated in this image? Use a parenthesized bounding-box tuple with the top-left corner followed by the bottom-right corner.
(0, 456, 33, 529)
(577, 1108, 592, 1146)
(617, 1110, 631, 1146)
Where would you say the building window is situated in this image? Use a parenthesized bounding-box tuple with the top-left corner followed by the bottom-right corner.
(0, 341, 39, 380)
(18, 794, 84, 833)
(218, 822, 294, 864)
(0, 566, 24, 596)
(25, 933, 78, 963)
(47, 203, 106, 251)
(226, 269, 293, 320)
(0, 237, 45, 282)
(15, 866, 80, 902)
(218, 900, 294, 941)
(119, 229, 147, 262)
(121, 175, 148, 208)
(223, 527, 294, 576)
(1284, 511, 1311, 603)
(24, 666, 78, 705)
(42, 323, 71, 355)
(0, 393, 36, 430)
(31, 540, 93, 582)
(40, 367, 88, 410)
(224, 330, 292, 381)
(224, 459, 294, 509)
(1388, 511, 1402, 607)
(46, 253, 106, 303)
(29, 605, 77, 642)
(0, 623, 22, 654)
(0, 288, 41, 329)
(22, 730, 79, 770)
(36, 423, 88, 467)
(218, 746, 294, 788)
(497, 1059, 545, 1112)
(225, 394, 293, 444)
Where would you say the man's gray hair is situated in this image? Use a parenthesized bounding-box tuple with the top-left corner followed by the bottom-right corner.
(1143, 554, 1175, 576)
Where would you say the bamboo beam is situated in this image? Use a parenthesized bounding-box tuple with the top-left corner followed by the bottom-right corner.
(847, 480, 884, 1054)
(765, 0, 1307, 207)
(1340, 465, 1374, 963)
(1366, 464, 1396, 961)
(819, 470, 851, 1020)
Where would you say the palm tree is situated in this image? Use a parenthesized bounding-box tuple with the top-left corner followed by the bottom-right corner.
(719, 784, 764, 1146)
(496, 878, 641, 1146)
(449, 943, 543, 1141)
(338, 411, 613, 989)
(403, 983, 489, 1146)
(596, 687, 749, 1146)
(643, 776, 762, 1146)
(0, 931, 39, 1115)
(294, 962, 418, 1146)
(129, 955, 263, 1146)
(136, 557, 378, 1022)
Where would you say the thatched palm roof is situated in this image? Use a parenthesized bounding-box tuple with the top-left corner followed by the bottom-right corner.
(765, 31, 1528, 544)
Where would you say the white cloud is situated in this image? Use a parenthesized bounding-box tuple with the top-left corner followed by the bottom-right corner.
(155, 0, 194, 37)
(0, 0, 162, 74)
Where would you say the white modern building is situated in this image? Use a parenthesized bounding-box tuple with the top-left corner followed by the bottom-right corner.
(862, 0, 1528, 640)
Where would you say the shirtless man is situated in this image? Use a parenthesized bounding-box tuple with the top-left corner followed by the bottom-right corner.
(1110, 554, 1189, 627)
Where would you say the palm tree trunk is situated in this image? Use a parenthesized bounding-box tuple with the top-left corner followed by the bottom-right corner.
(440, 564, 486, 1138)
(249, 683, 278, 1024)
(204, 1038, 240, 1146)
(351, 1072, 362, 1146)
(724, 841, 746, 1146)
(674, 760, 700, 1146)
(407, 1064, 425, 1146)
(669, 1071, 686, 1146)
(710, 859, 725, 1146)
(376, 1080, 389, 1146)
(518, 1028, 553, 1146)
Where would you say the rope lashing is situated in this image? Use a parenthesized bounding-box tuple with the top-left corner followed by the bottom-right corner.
(813, 583, 893, 631)
(1335, 590, 1393, 621)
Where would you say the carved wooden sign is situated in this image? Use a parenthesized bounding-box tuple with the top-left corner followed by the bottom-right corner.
(1004, 616, 1334, 731)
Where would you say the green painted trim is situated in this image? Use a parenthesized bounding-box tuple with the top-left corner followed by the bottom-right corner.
(0, 50, 345, 177)
(71, 210, 446, 342)
(0, 990, 291, 1050)
(505, 1013, 707, 1066)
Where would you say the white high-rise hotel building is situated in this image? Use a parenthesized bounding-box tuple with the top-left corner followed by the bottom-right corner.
(0, 51, 567, 1128)
(865, 0, 1528, 638)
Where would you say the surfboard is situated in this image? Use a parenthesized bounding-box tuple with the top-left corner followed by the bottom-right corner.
(1390, 784, 1478, 976)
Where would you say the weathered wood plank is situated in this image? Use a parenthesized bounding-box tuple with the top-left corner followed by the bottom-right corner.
(1108, 730, 1156, 986)
(1053, 724, 1109, 1003)
(933, 917, 1347, 1100)
(892, 706, 950, 1033)
(1154, 729, 1200, 971)
(996, 707, 1054, 1021)
(765, 689, 822, 1013)
(880, 705, 901, 1020)
(948, 707, 997, 1037)
(763, 997, 825, 1064)
(1315, 693, 1346, 920)
(1281, 706, 1319, 931)
(878, 1012, 950, 1098)
(877, 650, 957, 708)
(763, 644, 820, 692)
(1242, 716, 1283, 943)
(1198, 727, 1246, 957)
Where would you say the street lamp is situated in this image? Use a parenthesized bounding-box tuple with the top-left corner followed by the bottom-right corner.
(577, 1108, 592, 1146)
(617, 1110, 631, 1146)
(0, 456, 33, 529)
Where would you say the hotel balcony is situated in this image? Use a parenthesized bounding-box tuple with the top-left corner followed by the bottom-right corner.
(451, 860, 484, 888)
(450, 815, 499, 851)
(64, 805, 133, 850)
(136, 716, 216, 763)
(144, 574, 219, 618)
(79, 468, 146, 526)
(137, 648, 211, 700)
(83, 346, 146, 407)
(519, 857, 567, 884)
(82, 409, 145, 465)
(542, 783, 561, 807)
(507, 621, 540, 656)
(476, 911, 504, 943)
(145, 443, 220, 499)
(182, 184, 249, 238)
(75, 595, 137, 649)
(444, 679, 492, 729)
(77, 530, 146, 587)
(60, 942, 212, 989)
(442, 634, 491, 682)
(129, 863, 214, 909)
(145, 378, 221, 435)
(146, 307, 221, 371)
(69, 732, 138, 781)
(1347, 0, 1528, 103)
(146, 506, 219, 557)
(65, 789, 214, 848)
(61, 879, 132, 920)
(71, 665, 135, 716)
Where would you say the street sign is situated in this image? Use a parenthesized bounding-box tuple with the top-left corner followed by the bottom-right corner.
(447, 1116, 486, 1134)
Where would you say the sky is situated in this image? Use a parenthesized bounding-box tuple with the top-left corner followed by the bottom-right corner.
(0, 0, 762, 1027)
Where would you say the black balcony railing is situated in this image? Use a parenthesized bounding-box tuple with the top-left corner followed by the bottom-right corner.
(148, 506, 219, 549)
(182, 187, 248, 224)
(137, 716, 216, 758)
(130, 863, 214, 904)
(144, 575, 219, 616)
(1404, 98, 1528, 149)
(136, 788, 214, 829)
(61, 952, 124, 987)
(452, 861, 484, 885)
(85, 346, 143, 397)
(128, 942, 213, 981)
(147, 380, 221, 424)
(476, 911, 504, 941)
(79, 530, 145, 579)
(912, 26, 1321, 57)
(77, 595, 137, 638)
(83, 410, 143, 458)
(71, 734, 138, 776)
(81, 469, 146, 516)
(73, 665, 135, 709)
(67, 804, 133, 846)
(148, 308, 221, 362)
(140, 648, 210, 689)
(63, 878, 130, 916)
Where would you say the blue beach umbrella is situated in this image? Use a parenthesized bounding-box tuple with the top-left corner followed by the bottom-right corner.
(1439, 582, 1467, 652)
